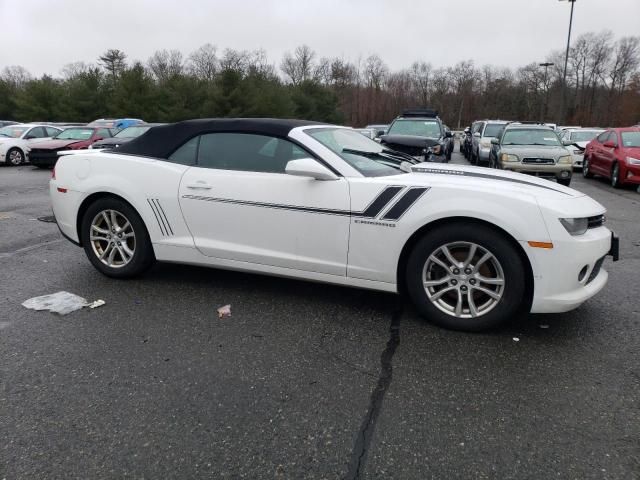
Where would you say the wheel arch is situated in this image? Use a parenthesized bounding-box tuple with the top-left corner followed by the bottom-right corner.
(6, 145, 24, 163)
(76, 191, 151, 248)
(396, 216, 534, 311)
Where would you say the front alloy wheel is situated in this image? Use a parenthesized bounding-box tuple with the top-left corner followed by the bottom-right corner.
(7, 148, 24, 166)
(611, 163, 620, 188)
(405, 223, 526, 331)
(422, 242, 505, 318)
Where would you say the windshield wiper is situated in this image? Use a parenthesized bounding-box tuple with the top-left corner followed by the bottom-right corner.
(528, 143, 557, 146)
(342, 148, 417, 172)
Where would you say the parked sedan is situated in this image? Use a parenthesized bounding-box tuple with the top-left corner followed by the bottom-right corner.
(491, 123, 573, 186)
(561, 128, 604, 169)
(87, 118, 144, 130)
(90, 124, 163, 150)
(0, 124, 62, 166)
(29, 127, 114, 168)
(50, 118, 617, 332)
(583, 127, 640, 188)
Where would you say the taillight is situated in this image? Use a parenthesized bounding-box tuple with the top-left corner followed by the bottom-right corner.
(51, 166, 56, 179)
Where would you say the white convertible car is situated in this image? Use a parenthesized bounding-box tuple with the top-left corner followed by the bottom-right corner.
(50, 119, 619, 331)
(0, 124, 63, 165)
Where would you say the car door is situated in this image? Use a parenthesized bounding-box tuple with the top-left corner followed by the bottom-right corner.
(600, 131, 618, 177)
(24, 126, 49, 143)
(589, 131, 609, 174)
(177, 132, 350, 276)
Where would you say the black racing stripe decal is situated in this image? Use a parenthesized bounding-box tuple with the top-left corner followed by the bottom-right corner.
(151, 199, 170, 236)
(153, 199, 174, 235)
(359, 186, 404, 218)
(183, 194, 351, 216)
(147, 199, 166, 235)
(381, 187, 429, 220)
(412, 167, 570, 195)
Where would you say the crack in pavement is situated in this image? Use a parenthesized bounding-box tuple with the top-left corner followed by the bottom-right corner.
(345, 306, 403, 480)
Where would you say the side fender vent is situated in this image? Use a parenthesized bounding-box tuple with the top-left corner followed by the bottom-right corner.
(147, 198, 174, 236)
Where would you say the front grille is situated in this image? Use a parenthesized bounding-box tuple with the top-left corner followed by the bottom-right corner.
(586, 256, 605, 284)
(587, 214, 605, 229)
(384, 143, 425, 157)
(522, 157, 555, 165)
(29, 149, 59, 158)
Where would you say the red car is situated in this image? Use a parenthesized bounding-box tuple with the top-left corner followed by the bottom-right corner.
(28, 127, 114, 169)
(583, 126, 640, 188)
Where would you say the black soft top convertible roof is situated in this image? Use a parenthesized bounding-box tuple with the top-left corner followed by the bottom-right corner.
(115, 118, 326, 158)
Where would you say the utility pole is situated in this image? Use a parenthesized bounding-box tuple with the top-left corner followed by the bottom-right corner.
(559, 0, 576, 124)
(539, 62, 554, 122)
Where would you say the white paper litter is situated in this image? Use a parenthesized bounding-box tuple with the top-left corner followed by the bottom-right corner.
(22, 291, 89, 315)
(512, 337, 520, 342)
(88, 299, 106, 309)
(217, 304, 231, 319)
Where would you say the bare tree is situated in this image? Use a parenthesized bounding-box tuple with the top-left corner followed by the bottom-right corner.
(364, 54, 388, 90)
(188, 44, 218, 81)
(219, 48, 250, 74)
(410, 61, 432, 106)
(280, 45, 316, 85)
(148, 49, 184, 82)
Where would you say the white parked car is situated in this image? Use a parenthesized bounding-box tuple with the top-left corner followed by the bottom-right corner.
(50, 119, 619, 331)
(0, 124, 63, 165)
(561, 128, 605, 168)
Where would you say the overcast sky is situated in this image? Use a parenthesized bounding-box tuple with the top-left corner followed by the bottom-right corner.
(1, 0, 639, 77)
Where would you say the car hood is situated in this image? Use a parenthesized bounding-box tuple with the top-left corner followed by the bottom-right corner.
(381, 134, 441, 147)
(29, 139, 81, 150)
(407, 162, 583, 200)
(500, 145, 571, 157)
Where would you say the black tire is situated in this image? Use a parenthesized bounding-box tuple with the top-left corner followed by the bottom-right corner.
(558, 178, 571, 187)
(582, 157, 593, 178)
(446, 147, 452, 161)
(405, 223, 526, 331)
(6, 147, 24, 166)
(470, 149, 477, 165)
(80, 197, 155, 278)
(611, 163, 621, 189)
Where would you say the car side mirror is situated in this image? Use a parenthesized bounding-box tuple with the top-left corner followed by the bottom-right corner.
(491, 138, 500, 145)
(603, 140, 615, 148)
(376, 130, 385, 137)
(285, 158, 338, 181)
(24, 135, 36, 139)
(445, 131, 453, 138)
(562, 140, 573, 146)
(473, 132, 481, 138)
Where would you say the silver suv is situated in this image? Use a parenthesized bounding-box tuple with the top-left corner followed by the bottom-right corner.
(490, 123, 574, 186)
(470, 120, 509, 165)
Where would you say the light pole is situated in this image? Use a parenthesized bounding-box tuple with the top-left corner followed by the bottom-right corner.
(539, 62, 554, 121)
(559, 0, 576, 124)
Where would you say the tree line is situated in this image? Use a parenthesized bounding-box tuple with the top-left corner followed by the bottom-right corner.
(0, 30, 638, 129)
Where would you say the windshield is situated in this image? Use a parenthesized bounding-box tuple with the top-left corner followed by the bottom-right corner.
(55, 128, 94, 140)
(483, 124, 505, 138)
(387, 119, 441, 138)
(0, 126, 28, 138)
(115, 126, 150, 138)
(570, 130, 602, 142)
(502, 129, 561, 146)
(88, 120, 115, 128)
(306, 128, 406, 177)
(621, 131, 640, 147)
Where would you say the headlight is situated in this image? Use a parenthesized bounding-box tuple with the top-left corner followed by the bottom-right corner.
(559, 217, 589, 236)
(627, 156, 640, 165)
(501, 153, 519, 162)
(558, 155, 573, 165)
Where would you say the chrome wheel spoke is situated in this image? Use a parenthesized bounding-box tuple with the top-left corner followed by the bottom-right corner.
(110, 210, 119, 230)
(440, 245, 460, 267)
(454, 290, 463, 317)
(423, 276, 450, 288)
(91, 224, 109, 235)
(476, 275, 504, 286)
(473, 252, 492, 272)
(467, 291, 479, 317)
(91, 209, 136, 268)
(101, 211, 112, 230)
(100, 243, 114, 260)
(90, 234, 110, 242)
(428, 254, 450, 271)
(472, 285, 501, 300)
(463, 244, 477, 267)
(430, 285, 457, 301)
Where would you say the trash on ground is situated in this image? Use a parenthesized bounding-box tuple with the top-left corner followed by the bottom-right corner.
(539, 324, 550, 329)
(88, 299, 106, 309)
(217, 304, 231, 318)
(512, 337, 520, 342)
(22, 291, 89, 315)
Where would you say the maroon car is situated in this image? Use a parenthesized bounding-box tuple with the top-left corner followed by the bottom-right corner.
(583, 126, 640, 188)
(28, 127, 114, 168)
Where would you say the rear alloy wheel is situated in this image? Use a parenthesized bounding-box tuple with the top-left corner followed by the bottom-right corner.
(405, 224, 526, 331)
(582, 157, 593, 178)
(81, 197, 154, 278)
(6, 148, 24, 166)
(611, 163, 621, 189)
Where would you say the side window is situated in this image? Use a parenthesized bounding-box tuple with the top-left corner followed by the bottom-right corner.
(196, 133, 307, 173)
(168, 136, 199, 165)
(596, 131, 609, 143)
(46, 127, 60, 137)
(609, 131, 618, 146)
(96, 128, 112, 138)
(27, 127, 47, 138)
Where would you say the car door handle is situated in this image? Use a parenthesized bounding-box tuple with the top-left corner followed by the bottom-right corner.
(186, 182, 212, 190)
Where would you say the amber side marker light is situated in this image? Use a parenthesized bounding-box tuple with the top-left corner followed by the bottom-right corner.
(528, 241, 554, 249)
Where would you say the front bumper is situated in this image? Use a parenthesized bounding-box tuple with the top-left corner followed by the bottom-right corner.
(622, 163, 640, 186)
(29, 151, 60, 167)
(502, 163, 572, 180)
(529, 226, 617, 313)
(571, 153, 584, 168)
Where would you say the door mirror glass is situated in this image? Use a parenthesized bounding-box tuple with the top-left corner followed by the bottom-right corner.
(491, 138, 500, 145)
(473, 132, 481, 138)
(445, 131, 453, 138)
(562, 140, 572, 146)
(285, 158, 338, 181)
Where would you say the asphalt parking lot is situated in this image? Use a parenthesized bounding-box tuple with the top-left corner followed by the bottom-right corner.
(1, 149, 639, 479)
